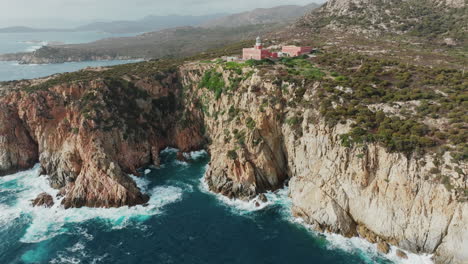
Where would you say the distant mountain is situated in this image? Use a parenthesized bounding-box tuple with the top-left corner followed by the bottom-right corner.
(295, 0, 467, 42)
(75, 14, 227, 34)
(201, 3, 320, 28)
(0, 14, 226, 34)
(0, 3, 322, 35)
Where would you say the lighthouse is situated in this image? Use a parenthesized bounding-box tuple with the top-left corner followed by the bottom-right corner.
(242, 36, 277, 60)
(255, 36, 262, 49)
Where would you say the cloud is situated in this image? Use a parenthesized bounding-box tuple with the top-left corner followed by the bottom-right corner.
(0, 0, 324, 27)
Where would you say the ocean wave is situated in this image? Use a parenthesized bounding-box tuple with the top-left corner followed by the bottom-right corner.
(160, 147, 179, 154)
(47, 241, 109, 264)
(197, 165, 284, 215)
(24, 41, 48, 52)
(197, 165, 434, 264)
(25, 45, 43, 52)
(184, 150, 208, 160)
(173, 160, 190, 166)
(323, 232, 434, 264)
(0, 165, 183, 244)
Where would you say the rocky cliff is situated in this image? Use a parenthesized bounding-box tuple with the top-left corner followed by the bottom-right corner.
(0, 65, 206, 208)
(0, 56, 466, 263)
(178, 60, 467, 264)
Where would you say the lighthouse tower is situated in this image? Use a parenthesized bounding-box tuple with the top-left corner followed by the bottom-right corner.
(255, 36, 263, 49)
(243, 36, 276, 60)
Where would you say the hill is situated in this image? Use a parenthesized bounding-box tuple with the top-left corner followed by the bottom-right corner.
(201, 3, 320, 28)
(295, 0, 467, 44)
(75, 14, 226, 34)
(0, 14, 226, 34)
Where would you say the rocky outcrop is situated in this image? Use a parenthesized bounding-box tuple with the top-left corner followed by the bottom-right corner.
(0, 104, 38, 176)
(180, 64, 289, 200)
(32, 192, 54, 207)
(0, 69, 206, 208)
(0, 50, 135, 65)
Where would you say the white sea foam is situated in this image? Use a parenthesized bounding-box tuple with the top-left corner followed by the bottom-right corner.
(0, 165, 183, 244)
(324, 232, 434, 264)
(186, 150, 208, 160)
(173, 160, 189, 166)
(90, 254, 109, 264)
(129, 174, 150, 193)
(198, 164, 434, 264)
(160, 147, 178, 154)
(289, 206, 434, 264)
(198, 165, 286, 215)
(50, 254, 82, 264)
(68, 242, 85, 253)
(24, 41, 48, 52)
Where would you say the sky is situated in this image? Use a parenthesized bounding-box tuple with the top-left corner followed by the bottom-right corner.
(0, 0, 325, 28)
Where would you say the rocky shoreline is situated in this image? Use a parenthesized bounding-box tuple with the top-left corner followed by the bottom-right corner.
(0, 50, 138, 64)
(0, 60, 466, 263)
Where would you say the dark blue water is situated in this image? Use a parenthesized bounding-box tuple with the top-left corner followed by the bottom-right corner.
(0, 149, 425, 264)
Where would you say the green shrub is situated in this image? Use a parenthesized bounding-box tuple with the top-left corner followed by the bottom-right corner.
(246, 117, 256, 130)
(227, 150, 238, 160)
(199, 70, 225, 100)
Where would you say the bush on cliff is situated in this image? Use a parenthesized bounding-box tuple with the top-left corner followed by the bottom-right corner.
(314, 51, 466, 158)
(199, 70, 225, 100)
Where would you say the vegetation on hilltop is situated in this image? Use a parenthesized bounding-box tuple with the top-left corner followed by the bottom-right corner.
(308, 52, 466, 160)
(296, 0, 467, 44)
(204, 53, 467, 162)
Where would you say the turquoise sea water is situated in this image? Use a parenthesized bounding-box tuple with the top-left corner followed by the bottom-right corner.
(0, 31, 139, 82)
(0, 149, 431, 264)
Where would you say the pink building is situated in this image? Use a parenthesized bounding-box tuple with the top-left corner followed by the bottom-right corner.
(242, 47, 272, 60)
(242, 37, 277, 60)
(282, 46, 313, 57)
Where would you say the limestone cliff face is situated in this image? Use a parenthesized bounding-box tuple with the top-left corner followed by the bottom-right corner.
(285, 120, 467, 264)
(179, 63, 467, 264)
(180, 64, 289, 200)
(0, 71, 206, 208)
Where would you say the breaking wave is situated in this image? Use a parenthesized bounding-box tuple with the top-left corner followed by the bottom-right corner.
(21, 40, 49, 52)
(0, 165, 183, 244)
(323, 232, 434, 264)
(199, 166, 434, 264)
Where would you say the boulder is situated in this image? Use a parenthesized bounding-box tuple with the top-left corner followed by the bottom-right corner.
(258, 193, 268, 203)
(176, 151, 189, 162)
(377, 242, 390, 254)
(32, 193, 54, 208)
(396, 249, 408, 259)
